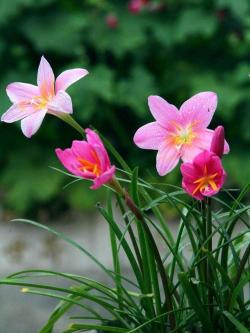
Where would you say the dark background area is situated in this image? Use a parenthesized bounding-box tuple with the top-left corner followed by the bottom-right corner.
(0, 0, 249, 216)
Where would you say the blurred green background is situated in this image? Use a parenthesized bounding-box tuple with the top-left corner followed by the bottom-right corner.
(0, 0, 249, 215)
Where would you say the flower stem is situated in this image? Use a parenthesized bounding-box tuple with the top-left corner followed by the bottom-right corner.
(56, 114, 84, 136)
(109, 177, 176, 331)
(206, 197, 213, 320)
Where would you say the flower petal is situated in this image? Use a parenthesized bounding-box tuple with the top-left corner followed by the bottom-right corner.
(181, 129, 214, 162)
(148, 95, 179, 128)
(180, 92, 217, 129)
(55, 147, 83, 177)
(71, 140, 97, 163)
(1, 103, 36, 123)
(182, 178, 204, 200)
(85, 128, 105, 149)
(37, 56, 55, 97)
(85, 128, 111, 168)
(48, 91, 73, 115)
(156, 143, 180, 176)
(93, 144, 111, 171)
(133, 122, 167, 150)
(55, 68, 89, 92)
(21, 110, 47, 138)
(91, 166, 116, 189)
(6, 83, 39, 103)
(180, 162, 198, 182)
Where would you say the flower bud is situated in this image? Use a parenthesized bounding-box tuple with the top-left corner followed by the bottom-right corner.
(210, 126, 225, 158)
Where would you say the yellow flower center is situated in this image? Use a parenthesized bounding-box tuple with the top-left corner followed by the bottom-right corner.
(170, 122, 197, 149)
(30, 95, 51, 110)
(192, 165, 218, 195)
(77, 152, 101, 177)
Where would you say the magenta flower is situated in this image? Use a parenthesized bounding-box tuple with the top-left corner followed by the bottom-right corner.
(133, 92, 229, 176)
(55, 129, 116, 189)
(1, 56, 88, 138)
(210, 125, 226, 158)
(180, 150, 226, 200)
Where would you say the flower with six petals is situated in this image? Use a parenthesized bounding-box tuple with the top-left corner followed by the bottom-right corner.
(180, 150, 226, 200)
(55, 129, 116, 189)
(1, 56, 88, 138)
(133, 92, 229, 176)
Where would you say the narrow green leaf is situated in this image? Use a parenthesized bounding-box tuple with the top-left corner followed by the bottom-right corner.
(223, 311, 250, 333)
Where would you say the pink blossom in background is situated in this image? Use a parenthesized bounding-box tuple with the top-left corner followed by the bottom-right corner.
(180, 150, 226, 200)
(55, 128, 116, 189)
(133, 92, 229, 176)
(106, 14, 119, 28)
(1, 56, 88, 138)
(128, 0, 149, 14)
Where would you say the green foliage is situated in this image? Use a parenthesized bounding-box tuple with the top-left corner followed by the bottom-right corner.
(0, 0, 250, 213)
(1, 168, 249, 332)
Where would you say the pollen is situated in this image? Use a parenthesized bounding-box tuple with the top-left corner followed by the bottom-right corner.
(192, 166, 218, 195)
(77, 157, 101, 177)
(172, 123, 196, 148)
(30, 95, 50, 110)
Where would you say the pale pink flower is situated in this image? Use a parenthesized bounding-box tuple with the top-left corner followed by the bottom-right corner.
(55, 128, 116, 189)
(133, 92, 229, 176)
(1, 56, 88, 138)
(180, 150, 226, 200)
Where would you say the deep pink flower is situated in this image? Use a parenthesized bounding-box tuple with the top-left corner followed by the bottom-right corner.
(55, 129, 116, 189)
(180, 150, 226, 200)
(1, 56, 88, 138)
(210, 125, 225, 158)
(133, 92, 229, 176)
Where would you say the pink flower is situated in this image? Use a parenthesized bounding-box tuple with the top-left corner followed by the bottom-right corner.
(106, 14, 119, 28)
(210, 125, 226, 158)
(128, 0, 149, 14)
(1, 56, 88, 138)
(55, 128, 116, 189)
(133, 92, 229, 176)
(180, 150, 226, 200)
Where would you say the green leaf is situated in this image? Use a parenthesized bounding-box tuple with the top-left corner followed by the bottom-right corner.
(175, 9, 216, 41)
(116, 67, 156, 117)
(178, 272, 214, 333)
(223, 311, 250, 333)
(21, 11, 88, 54)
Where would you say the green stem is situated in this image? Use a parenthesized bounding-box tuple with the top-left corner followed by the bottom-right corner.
(109, 224, 123, 311)
(55, 114, 84, 136)
(199, 201, 208, 305)
(109, 178, 176, 331)
(115, 195, 143, 271)
(226, 242, 250, 310)
(206, 197, 213, 321)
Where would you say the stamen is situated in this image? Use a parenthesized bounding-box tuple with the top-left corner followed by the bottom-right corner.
(192, 171, 218, 195)
(77, 157, 100, 177)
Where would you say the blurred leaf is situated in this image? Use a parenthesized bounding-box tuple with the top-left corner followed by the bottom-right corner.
(21, 11, 88, 54)
(217, 0, 250, 19)
(66, 181, 105, 211)
(175, 9, 217, 41)
(116, 66, 156, 116)
(2, 150, 63, 212)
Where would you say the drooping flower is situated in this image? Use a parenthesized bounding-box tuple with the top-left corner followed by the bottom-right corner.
(1, 56, 88, 138)
(180, 150, 226, 200)
(210, 125, 225, 158)
(133, 92, 229, 176)
(55, 128, 116, 189)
